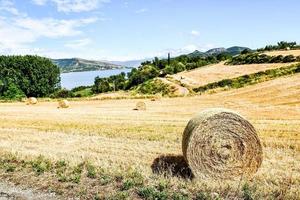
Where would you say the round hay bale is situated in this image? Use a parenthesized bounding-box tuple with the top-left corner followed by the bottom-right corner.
(182, 108, 262, 180)
(134, 101, 146, 111)
(26, 97, 37, 105)
(58, 100, 70, 108)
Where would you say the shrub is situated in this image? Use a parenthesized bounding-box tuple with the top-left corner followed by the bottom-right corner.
(1, 81, 25, 100)
(30, 156, 52, 175)
(136, 79, 171, 96)
(86, 163, 97, 179)
(138, 186, 168, 200)
(242, 183, 254, 200)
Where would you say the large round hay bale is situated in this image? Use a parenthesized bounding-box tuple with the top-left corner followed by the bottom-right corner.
(182, 108, 262, 180)
(26, 97, 37, 105)
(58, 100, 70, 108)
(134, 101, 146, 111)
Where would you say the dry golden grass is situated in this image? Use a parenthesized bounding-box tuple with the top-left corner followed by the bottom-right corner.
(170, 62, 295, 88)
(0, 74, 299, 198)
(263, 49, 300, 57)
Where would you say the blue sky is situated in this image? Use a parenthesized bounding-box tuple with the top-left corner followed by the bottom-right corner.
(0, 0, 299, 61)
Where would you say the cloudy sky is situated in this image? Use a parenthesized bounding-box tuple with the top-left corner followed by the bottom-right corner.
(0, 0, 299, 61)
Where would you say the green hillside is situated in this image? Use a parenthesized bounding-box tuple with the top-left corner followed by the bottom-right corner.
(52, 58, 125, 73)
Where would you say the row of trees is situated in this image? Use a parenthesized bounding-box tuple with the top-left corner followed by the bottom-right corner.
(257, 41, 300, 52)
(226, 53, 300, 65)
(0, 55, 60, 99)
(92, 54, 227, 94)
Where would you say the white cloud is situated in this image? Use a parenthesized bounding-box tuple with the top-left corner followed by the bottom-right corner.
(0, 0, 103, 59)
(0, 19, 36, 51)
(0, 0, 24, 16)
(0, 10, 98, 55)
(32, 0, 110, 13)
(65, 38, 92, 49)
(190, 30, 200, 36)
(14, 17, 98, 38)
(135, 8, 148, 14)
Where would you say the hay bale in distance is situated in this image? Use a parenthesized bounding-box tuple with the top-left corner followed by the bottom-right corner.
(26, 97, 38, 105)
(134, 101, 146, 111)
(182, 108, 262, 180)
(58, 100, 70, 108)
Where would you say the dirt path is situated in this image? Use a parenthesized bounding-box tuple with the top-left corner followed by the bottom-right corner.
(0, 181, 59, 200)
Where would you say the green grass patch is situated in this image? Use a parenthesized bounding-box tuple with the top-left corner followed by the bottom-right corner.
(73, 87, 93, 97)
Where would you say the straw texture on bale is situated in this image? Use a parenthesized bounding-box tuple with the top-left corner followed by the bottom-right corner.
(58, 100, 70, 108)
(134, 101, 146, 111)
(26, 97, 37, 105)
(182, 108, 262, 180)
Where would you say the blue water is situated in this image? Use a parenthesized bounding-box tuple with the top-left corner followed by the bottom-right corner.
(60, 68, 132, 89)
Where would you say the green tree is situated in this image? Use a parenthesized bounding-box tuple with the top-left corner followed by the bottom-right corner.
(0, 55, 60, 98)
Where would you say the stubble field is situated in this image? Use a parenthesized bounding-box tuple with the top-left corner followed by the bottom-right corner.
(0, 74, 299, 199)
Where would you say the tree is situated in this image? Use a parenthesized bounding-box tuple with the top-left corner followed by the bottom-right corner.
(92, 78, 111, 93)
(0, 55, 60, 98)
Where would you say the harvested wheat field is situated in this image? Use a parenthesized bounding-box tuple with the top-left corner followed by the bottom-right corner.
(0, 75, 299, 199)
(263, 49, 300, 57)
(170, 62, 295, 88)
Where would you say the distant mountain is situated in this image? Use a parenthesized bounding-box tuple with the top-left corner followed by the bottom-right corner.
(188, 46, 251, 57)
(226, 46, 251, 55)
(53, 46, 250, 73)
(206, 47, 227, 55)
(187, 50, 206, 57)
(52, 58, 125, 73)
(109, 59, 148, 68)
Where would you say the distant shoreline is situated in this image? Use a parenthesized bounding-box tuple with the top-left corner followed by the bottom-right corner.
(60, 66, 133, 74)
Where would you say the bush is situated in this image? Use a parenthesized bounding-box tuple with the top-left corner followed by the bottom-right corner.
(136, 79, 171, 96)
(1, 81, 25, 100)
(173, 62, 186, 73)
(138, 186, 168, 200)
(71, 86, 90, 93)
(163, 65, 175, 75)
(50, 89, 75, 98)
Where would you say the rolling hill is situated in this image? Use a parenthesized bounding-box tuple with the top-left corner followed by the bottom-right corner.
(263, 49, 300, 57)
(169, 62, 295, 88)
(187, 46, 250, 57)
(52, 58, 125, 73)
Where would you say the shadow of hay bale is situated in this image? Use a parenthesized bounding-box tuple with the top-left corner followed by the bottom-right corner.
(151, 155, 194, 179)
